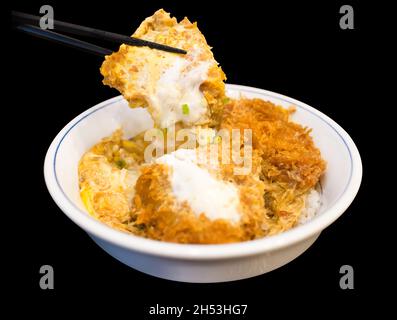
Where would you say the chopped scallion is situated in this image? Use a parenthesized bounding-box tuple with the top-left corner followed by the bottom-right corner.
(222, 97, 230, 104)
(115, 159, 126, 169)
(182, 103, 190, 115)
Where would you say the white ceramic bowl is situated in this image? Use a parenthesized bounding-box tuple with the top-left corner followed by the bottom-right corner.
(44, 84, 362, 283)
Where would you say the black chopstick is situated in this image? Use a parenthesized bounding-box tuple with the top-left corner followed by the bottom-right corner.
(12, 11, 187, 55)
(16, 24, 113, 57)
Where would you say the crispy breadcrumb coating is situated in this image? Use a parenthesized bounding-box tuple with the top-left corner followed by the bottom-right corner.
(218, 98, 326, 190)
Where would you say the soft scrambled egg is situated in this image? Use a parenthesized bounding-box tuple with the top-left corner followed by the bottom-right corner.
(79, 151, 139, 231)
(100, 9, 226, 128)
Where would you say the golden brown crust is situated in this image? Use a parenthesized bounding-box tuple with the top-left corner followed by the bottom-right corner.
(219, 98, 326, 190)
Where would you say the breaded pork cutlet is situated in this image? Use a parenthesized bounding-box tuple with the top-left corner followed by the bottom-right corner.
(219, 98, 326, 191)
(218, 98, 326, 232)
(100, 9, 226, 128)
(132, 148, 271, 244)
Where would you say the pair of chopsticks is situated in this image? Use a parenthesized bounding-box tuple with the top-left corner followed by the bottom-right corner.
(12, 11, 187, 56)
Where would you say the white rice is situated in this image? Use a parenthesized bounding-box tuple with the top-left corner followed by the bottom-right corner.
(298, 188, 322, 224)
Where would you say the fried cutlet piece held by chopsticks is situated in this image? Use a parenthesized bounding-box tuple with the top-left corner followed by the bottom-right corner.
(100, 9, 226, 128)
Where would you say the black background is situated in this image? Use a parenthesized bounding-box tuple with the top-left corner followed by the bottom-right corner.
(7, 0, 390, 317)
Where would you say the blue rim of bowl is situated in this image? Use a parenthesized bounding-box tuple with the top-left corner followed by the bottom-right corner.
(44, 84, 362, 260)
